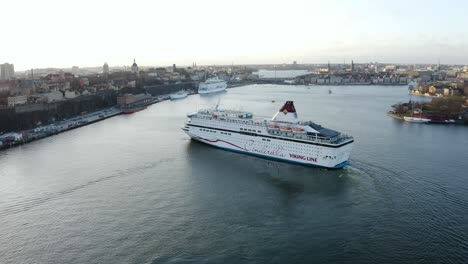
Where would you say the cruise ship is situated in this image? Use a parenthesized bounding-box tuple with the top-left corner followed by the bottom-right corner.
(198, 77, 227, 94)
(182, 101, 354, 169)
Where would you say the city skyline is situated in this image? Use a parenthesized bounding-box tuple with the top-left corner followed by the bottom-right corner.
(3, 0, 468, 71)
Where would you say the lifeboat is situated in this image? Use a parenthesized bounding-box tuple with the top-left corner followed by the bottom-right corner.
(291, 126, 306, 133)
(279, 125, 292, 131)
(267, 124, 280, 130)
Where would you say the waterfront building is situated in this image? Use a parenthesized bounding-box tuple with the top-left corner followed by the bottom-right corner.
(216, 71, 228, 81)
(330, 76, 342, 84)
(64, 90, 77, 99)
(7, 95, 28, 106)
(384, 65, 396, 72)
(429, 85, 445, 95)
(457, 72, 468, 80)
(0, 63, 15, 81)
(40, 91, 64, 103)
(0, 82, 11, 93)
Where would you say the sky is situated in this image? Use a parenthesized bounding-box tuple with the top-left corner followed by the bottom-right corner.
(2, 0, 468, 70)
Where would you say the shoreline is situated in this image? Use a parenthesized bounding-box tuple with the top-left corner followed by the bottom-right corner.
(1, 84, 464, 151)
(0, 95, 169, 151)
(387, 111, 465, 125)
(409, 92, 443, 98)
(387, 112, 404, 120)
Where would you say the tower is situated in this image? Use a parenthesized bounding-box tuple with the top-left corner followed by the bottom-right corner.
(351, 60, 354, 73)
(103, 62, 109, 75)
(131, 58, 139, 74)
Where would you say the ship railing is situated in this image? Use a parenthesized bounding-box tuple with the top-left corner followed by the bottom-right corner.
(266, 130, 353, 145)
(195, 115, 266, 127)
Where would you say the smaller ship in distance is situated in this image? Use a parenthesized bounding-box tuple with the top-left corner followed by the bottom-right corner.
(403, 102, 431, 123)
(403, 116, 431, 123)
(170, 90, 188, 100)
(198, 76, 227, 94)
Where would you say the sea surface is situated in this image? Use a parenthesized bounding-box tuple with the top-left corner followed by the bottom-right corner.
(0, 85, 467, 264)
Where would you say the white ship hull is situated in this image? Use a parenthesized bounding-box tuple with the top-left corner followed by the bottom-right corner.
(170, 91, 188, 100)
(183, 125, 352, 169)
(403, 116, 431, 123)
(198, 81, 227, 94)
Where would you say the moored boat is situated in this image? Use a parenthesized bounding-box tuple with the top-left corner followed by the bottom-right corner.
(170, 90, 188, 100)
(403, 116, 431, 123)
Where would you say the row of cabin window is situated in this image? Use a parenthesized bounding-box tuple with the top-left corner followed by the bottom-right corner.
(257, 138, 323, 153)
(200, 128, 216, 133)
(206, 117, 260, 126)
(268, 130, 329, 143)
(198, 125, 324, 154)
(262, 141, 320, 152)
(197, 119, 264, 131)
(236, 137, 326, 156)
(240, 128, 261, 133)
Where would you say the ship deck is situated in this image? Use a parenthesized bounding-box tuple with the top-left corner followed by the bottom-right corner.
(190, 112, 353, 146)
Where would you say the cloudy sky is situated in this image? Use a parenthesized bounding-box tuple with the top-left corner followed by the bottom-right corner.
(2, 0, 468, 70)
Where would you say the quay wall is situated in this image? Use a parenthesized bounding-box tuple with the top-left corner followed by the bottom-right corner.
(0, 90, 117, 133)
(144, 82, 195, 95)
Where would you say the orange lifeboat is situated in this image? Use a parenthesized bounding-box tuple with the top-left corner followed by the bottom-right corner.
(267, 124, 280, 130)
(291, 126, 305, 133)
(279, 125, 292, 131)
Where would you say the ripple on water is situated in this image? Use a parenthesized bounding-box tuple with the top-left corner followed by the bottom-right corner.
(1, 84, 468, 264)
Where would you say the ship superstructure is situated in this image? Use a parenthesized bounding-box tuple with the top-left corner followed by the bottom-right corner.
(198, 77, 227, 94)
(182, 101, 354, 169)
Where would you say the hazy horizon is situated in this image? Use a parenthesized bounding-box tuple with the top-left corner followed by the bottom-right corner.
(3, 0, 468, 71)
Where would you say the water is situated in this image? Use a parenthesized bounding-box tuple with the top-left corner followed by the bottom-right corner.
(1, 85, 467, 264)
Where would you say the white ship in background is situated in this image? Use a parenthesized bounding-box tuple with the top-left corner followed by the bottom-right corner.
(182, 101, 354, 169)
(170, 90, 188, 100)
(198, 77, 227, 94)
